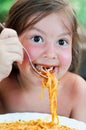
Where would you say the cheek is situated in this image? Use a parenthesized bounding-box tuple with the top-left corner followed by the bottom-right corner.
(23, 43, 43, 61)
(60, 50, 72, 68)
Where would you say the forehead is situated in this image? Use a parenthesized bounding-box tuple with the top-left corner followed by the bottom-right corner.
(32, 12, 72, 33)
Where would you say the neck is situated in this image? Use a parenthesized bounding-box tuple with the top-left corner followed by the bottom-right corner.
(17, 73, 43, 90)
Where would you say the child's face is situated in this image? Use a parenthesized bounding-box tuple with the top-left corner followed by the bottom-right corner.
(19, 13, 72, 80)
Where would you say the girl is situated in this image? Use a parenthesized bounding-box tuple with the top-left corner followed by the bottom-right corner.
(0, 0, 86, 122)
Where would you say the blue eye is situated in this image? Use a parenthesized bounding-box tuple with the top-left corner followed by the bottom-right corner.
(31, 36, 43, 43)
(58, 39, 68, 46)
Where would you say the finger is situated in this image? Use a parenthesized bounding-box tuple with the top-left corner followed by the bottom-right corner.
(7, 53, 23, 65)
(7, 48, 23, 62)
(0, 28, 18, 39)
(1, 37, 23, 47)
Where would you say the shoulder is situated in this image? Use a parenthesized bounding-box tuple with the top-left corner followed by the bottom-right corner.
(0, 77, 18, 100)
(61, 72, 86, 98)
(0, 77, 19, 113)
(0, 75, 18, 89)
(70, 72, 86, 90)
(0, 77, 13, 89)
(0, 78, 10, 113)
(67, 73, 86, 122)
(64, 71, 86, 87)
(62, 72, 86, 122)
(71, 72, 86, 97)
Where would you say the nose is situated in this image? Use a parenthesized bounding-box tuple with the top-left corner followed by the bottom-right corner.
(43, 43, 57, 59)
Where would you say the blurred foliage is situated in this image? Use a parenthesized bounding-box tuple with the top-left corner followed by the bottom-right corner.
(70, 0, 86, 26)
(0, 0, 86, 26)
(0, 0, 14, 23)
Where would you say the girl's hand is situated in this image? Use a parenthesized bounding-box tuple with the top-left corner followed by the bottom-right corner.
(0, 28, 23, 81)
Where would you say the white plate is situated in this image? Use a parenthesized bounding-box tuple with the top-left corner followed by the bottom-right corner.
(0, 112, 86, 130)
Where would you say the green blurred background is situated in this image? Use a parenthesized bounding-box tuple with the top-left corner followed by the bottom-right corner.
(0, 0, 86, 27)
(0, 0, 86, 79)
(70, 0, 86, 27)
(0, 0, 14, 23)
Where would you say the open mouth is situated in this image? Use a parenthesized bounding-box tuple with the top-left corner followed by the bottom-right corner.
(34, 64, 55, 75)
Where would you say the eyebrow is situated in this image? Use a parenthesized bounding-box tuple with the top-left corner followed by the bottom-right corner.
(58, 32, 72, 37)
(29, 27, 72, 37)
(29, 27, 46, 36)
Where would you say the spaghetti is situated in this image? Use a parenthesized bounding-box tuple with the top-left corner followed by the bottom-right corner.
(0, 119, 76, 130)
(0, 71, 77, 130)
(41, 71, 58, 123)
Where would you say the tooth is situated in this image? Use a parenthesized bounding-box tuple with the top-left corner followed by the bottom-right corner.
(36, 65, 54, 72)
(36, 65, 42, 70)
(40, 66, 43, 70)
(42, 66, 46, 72)
(47, 67, 53, 71)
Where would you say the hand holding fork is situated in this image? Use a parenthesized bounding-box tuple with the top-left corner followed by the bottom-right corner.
(0, 23, 47, 81)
